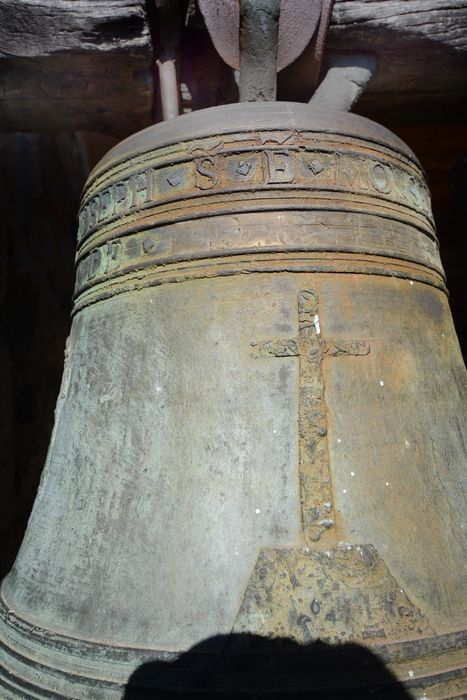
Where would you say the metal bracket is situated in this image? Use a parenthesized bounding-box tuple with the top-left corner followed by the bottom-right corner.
(239, 0, 280, 102)
(199, 0, 335, 103)
(310, 52, 377, 112)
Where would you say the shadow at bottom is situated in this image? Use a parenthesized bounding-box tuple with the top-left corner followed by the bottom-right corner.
(123, 633, 412, 699)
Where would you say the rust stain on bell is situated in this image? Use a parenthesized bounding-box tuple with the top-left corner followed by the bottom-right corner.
(0, 103, 466, 698)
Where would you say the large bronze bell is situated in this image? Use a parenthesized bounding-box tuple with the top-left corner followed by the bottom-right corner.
(1, 103, 466, 698)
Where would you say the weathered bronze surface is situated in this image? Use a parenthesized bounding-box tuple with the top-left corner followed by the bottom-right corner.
(0, 103, 465, 698)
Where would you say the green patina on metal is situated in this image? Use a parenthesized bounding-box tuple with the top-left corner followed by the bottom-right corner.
(0, 103, 465, 699)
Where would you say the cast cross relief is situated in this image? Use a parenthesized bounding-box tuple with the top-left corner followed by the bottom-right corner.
(251, 290, 370, 543)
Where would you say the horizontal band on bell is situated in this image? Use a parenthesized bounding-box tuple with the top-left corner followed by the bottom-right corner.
(76, 190, 436, 266)
(73, 209, 443, 300)
(74, 104, 438, 316)
(0, 594, 465, 699)
(77, 139, 434, 250)
(72, 252, 446, 315)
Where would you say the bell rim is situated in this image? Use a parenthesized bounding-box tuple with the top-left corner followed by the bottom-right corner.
(1, 594, 466, 699)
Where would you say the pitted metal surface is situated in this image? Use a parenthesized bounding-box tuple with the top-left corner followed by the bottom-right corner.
(0, 103, 465, 699)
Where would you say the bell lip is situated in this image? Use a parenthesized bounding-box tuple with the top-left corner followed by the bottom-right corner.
(1, 594, 466, 686)
(85, 102, 419, 189)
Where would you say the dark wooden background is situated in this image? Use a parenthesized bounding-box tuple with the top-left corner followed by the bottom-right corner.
(1, 0, 466, 574)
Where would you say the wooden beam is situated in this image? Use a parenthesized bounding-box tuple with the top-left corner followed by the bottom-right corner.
(0, 0, 153, 135)
(331, 0, 467, 124)
(0, 0, 466, 134)
(279, 0, 467, 124)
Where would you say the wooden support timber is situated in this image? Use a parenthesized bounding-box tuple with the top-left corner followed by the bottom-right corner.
(0, 0, 466, 133)
(0, 0, 153, 135)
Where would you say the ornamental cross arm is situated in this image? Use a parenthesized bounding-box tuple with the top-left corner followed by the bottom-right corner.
(250, 335, 370, 360)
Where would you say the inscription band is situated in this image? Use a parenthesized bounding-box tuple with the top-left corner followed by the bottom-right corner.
(74, 211, 443, 301)
(78, 144, 434, 248)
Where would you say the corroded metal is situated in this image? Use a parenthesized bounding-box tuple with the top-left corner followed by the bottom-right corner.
(0, 103, 466, 699)
(239, 0, 280, 102)
(251, 289, 371, 543)
(198, 0, 329, 73)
